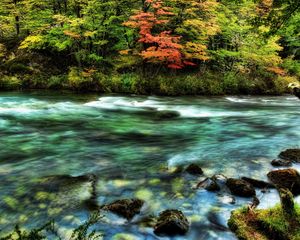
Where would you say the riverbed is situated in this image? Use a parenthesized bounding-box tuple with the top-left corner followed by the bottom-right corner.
(0, 91, 300, 239)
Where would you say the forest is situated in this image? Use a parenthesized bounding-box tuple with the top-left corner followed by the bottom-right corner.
(0, 0, 299, 95)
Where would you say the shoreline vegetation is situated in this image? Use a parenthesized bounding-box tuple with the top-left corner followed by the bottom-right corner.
(0, 0, 299, 95)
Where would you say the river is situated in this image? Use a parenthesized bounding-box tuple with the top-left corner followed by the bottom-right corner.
(0, 91, 300, 239)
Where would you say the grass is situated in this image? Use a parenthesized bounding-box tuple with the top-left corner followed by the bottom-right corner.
(228, 204, 300, 240)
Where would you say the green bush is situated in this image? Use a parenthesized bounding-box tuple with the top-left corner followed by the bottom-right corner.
(282, 58, 300, 78)
(67, 67, 98, 91)
(0, 75, 22, 90)
(47, 75, 67, 89)
(223, 72, 239, 94)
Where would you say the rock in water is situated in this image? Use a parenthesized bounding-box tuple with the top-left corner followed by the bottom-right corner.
(271, 159, 292, 167)
(154, 209, 189, 236)
(279, 149, 300, 162)
(241, 177, 275, 189)
(226, 178, 256, 197)
(267, 168, 300, 196)
(197, 178, 220, 192)
(103, 199, 144, 220)
(211, 174, 228, 186)
(155, 110, 180, 120)
(185, 164, 203, 175)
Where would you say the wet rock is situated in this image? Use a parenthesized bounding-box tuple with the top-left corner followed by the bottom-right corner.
(197, 178, 220, 192)
(271, 159, 292, 167)
(211, 174, 228, 186)
(267, 168, 300, 196)
(279, 149, 300, 162)
(185, 164, 203, 175)
(103, 199, 144, 220)
(241, 177, 275, 189)
(226, 178, 256, 197)
(155, 110, 180, 120)
(154, 209, 189, 236)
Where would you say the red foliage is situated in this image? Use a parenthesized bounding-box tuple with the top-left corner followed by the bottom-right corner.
(123, 0, 194, 69)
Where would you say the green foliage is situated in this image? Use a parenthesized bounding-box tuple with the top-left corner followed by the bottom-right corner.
(0, 75, 22, 90)
(0, 0, 299, 95)
(0, 212, 103, 240)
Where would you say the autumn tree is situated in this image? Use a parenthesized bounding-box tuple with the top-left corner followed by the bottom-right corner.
(124, 0, 193, 69)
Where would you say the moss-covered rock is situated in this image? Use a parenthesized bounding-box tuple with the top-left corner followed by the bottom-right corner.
(154, 209, 189, 236)
(228, 204, 300, 240)
(102, 199, 144, 220)
(267, 168, 300, 196)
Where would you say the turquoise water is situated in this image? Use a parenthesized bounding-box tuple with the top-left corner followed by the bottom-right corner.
(0, 91, 300, 239)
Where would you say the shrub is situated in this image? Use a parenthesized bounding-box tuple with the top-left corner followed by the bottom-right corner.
(0, 75, 22, 90)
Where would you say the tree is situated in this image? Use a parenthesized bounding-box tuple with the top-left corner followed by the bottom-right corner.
(124, 0, 193, 69)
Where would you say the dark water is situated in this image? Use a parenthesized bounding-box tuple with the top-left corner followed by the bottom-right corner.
(0, 92, 300, 239)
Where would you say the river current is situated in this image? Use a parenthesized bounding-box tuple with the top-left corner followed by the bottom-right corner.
(0, 91, 300, 239)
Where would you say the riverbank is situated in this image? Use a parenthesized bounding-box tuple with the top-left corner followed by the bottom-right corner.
(0, 70, 297, 96)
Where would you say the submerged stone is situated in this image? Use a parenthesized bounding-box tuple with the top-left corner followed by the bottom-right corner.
(185, 164, 203, 175)
(155, 110, 180, 120)
(279, 149, 300, 162)
(226, 178, 256, 197)
(267, 168, 300, 196)
(154, 209, 189, 236)
(103, 199, 144, 221)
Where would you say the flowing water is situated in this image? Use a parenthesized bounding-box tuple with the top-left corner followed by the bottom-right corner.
(0, 91, 300, 240)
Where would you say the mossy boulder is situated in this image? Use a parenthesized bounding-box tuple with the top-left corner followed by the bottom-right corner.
(267, 168, 300, 196)
(103, 199, 144, 220)
(226, 178, 256, 197)
(228, 204, 300, 240)
(154, 209, 189, 236)
(279, 149, 300, 162)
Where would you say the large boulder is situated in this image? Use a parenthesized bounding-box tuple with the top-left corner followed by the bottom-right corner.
(185, 164, 203, 175)
(226, 178, 256, 197)
(241, 177, 275, 189)
(154, 209, 189, 236)
(279, 149, 300, 162)
(103, 199, 144, 220)
(267, 168, 300, 196)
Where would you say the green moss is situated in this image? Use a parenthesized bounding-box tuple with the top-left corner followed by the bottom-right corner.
(228, 204, 300, 240)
